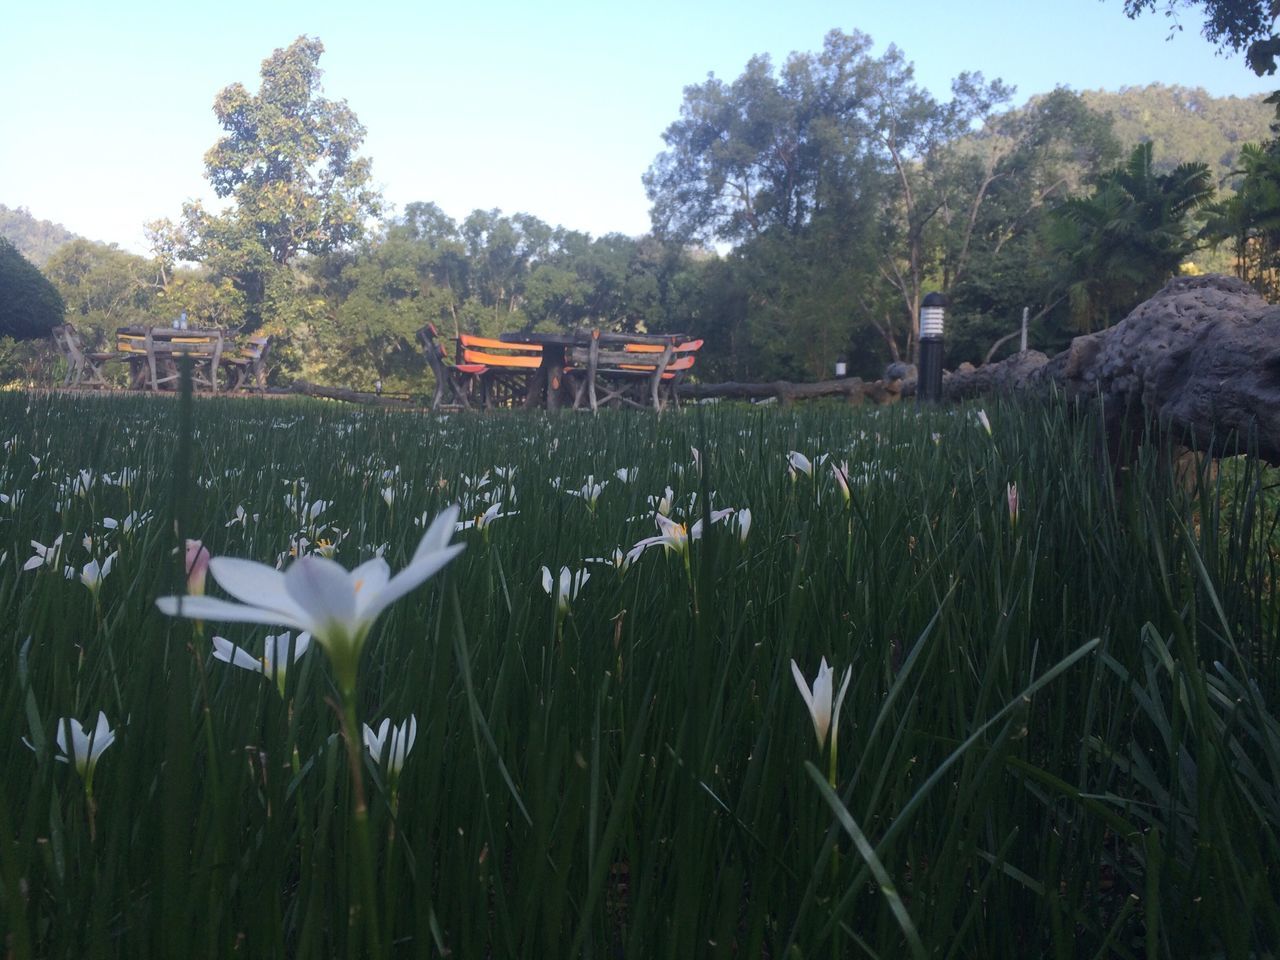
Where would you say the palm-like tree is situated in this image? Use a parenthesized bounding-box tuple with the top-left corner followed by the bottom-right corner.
(1200, 140, 1280, 300)
(1049, 142, 1214, 330)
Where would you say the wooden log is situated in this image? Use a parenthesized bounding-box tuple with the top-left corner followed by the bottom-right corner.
(678, 376, 901, 404)
(285, 381, 419, 408)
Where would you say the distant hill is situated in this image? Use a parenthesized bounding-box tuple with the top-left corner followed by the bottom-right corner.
(0, 205, 80, 266)
(1080, 85, 1273, 185)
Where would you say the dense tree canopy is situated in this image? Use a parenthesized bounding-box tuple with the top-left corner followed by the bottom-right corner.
(0, 238, 66, 340)
(1048, 142, 1215, 331)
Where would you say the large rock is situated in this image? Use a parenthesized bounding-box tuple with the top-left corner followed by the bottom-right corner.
(943, 351, 1050, 400)
(946, 275, 1280, 463)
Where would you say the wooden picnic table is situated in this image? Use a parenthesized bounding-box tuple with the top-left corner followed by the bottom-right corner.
(497, 330, 690, 409)
(118, 325, 225, 393)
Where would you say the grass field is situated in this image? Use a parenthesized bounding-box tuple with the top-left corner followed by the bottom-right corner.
(1, 386, 1277, 958)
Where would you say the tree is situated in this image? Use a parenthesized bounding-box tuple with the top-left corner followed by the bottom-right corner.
(165, 36, 381, 332)
(1120, 1, 1280, 76)
(1048, 142, 1214, 330)
(0, 238, 65, 339)
(945, 89, 1122, 362)
(644, 30, 887, 247)
(645, 30, 1023, 367)
(1200, 138, 1280, 297)
(200, 36, 380, 265)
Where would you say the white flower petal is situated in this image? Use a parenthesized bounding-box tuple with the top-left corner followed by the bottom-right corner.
(363, 543, 464, 624)
(157, 594, 312, 631)
(284, 557, 357, 635)
(209, 557, 305, 619)
(414, 505, 461, 561)
(212, 636, 265, 673)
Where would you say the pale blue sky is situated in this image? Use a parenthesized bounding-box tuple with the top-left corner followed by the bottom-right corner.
(2, 0, 1274, 254)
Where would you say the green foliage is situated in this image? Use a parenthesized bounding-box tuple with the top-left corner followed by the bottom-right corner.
(0, 237, 65, 340)
(1200, 138, 1280, 297)
(1122, 0, 1280, 75)
(1081, 84, 1272, 184)
(645, 34, 1131, 374)
(1049, 142, 1215, 330)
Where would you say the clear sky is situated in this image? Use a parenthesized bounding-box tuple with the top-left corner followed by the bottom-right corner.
(3, 0, 1275, 254)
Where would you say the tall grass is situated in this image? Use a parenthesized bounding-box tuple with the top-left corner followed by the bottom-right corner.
(0, 390, 1276, 958)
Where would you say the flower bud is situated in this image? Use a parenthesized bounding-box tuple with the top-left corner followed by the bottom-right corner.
(185, 539, 211, 595)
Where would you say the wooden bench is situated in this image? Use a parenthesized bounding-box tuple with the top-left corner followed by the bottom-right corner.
(458, 333, 542, 407)
(565, 333, 703, 412)
(51, 325, 119, 388)
(417, 324, 488, 409)
(221, 336, 271, 392)
(114, 329, 151, 389)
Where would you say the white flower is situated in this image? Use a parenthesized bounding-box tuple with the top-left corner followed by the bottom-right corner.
(791, 658, 852, 752)
(647, 486, 675, 516)
(23, 536, 64, 572)
(455, 501, 516, 531)
(585, 547, 632, 572)
(540, 565, 590, 612)
(103, 510, 151, 533)
(381, 486, 397, 506)
(225, 504, 260, 528)
(55, 712, 116, 781)
(832, 461, 851, 502)
(975, 409, 992, 435)
(614, 467, 638, 484)
(629, 513, 704, 561)
(734, 508, 752, 543)
(787, 451, 813, 478)
(363, 715, 417, 778)
(157, 507, 464, 694)
(567, 477, 606, 510)
(80, 552, 117, 594)
(212, 631, 312, 696)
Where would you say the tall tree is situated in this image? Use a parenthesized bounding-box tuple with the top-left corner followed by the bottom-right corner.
(160, 36, 381, 331)
(644, 29, 1018, 365)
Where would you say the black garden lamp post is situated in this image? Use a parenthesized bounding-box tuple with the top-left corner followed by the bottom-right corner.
(918, 292, 947, 403)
